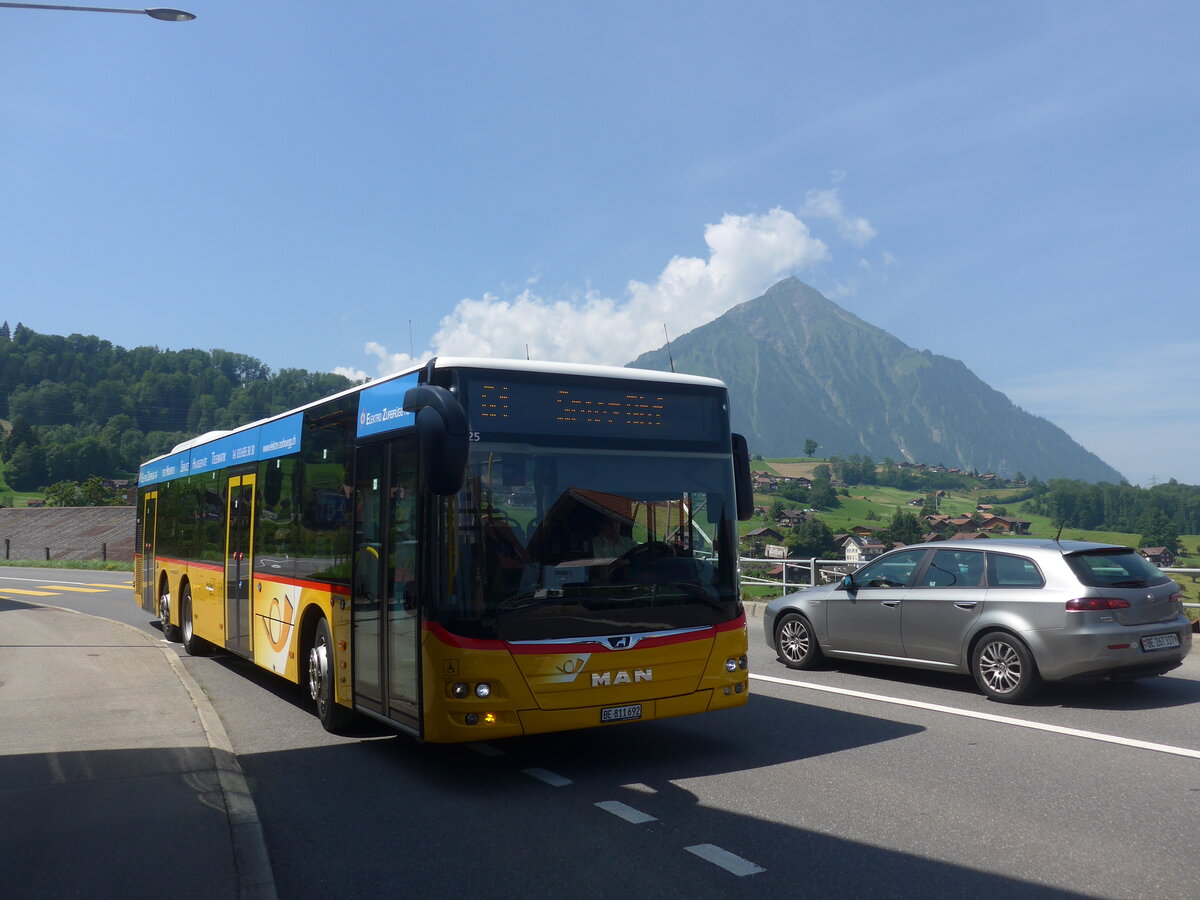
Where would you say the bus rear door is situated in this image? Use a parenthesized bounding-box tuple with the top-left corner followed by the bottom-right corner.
(139, 491, 158, 614)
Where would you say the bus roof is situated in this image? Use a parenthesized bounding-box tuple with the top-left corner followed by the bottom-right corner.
(142, 357, 726, 468)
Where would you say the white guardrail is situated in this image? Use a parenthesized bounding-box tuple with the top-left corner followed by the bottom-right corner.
(739, 557, 1200, 614)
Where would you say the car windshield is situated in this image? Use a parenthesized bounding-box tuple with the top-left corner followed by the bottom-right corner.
(434, 443, 741, 640)
(1065, 549, 1171, 588)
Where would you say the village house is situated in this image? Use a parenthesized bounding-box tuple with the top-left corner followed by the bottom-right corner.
(838, 533, 886, 563)
(776, 509, 809, 528)
(1140, 547, 1176, 568)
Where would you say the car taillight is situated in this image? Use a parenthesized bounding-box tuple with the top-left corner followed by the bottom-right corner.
(1170, 592, 1182, 604)
(1066, 598, 1131, 611)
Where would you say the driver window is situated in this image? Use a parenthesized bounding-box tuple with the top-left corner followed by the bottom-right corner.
(855, 549, 926, 588)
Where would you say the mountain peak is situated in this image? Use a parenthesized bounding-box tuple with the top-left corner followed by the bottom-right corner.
(631, 279, 1123, 483)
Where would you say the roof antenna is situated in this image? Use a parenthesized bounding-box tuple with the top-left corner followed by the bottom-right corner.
(664, 324, 675, 373)
(526, 343, 530, 360)
(1054, 520, 1065, 543)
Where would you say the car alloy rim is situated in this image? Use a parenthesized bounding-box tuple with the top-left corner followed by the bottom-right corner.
(979, 640, 1022, 694)
(780, 618, 810, 662)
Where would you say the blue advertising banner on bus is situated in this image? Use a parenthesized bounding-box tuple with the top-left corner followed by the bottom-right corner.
(138, 412, 304, 486)
(357, 372, 419, 438)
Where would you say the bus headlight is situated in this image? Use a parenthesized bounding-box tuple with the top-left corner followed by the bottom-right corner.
(725, 658, 738, 672)
(452, 682, 470, 699)
(475, 682, 491, 699)
(739, 656, 748, 670)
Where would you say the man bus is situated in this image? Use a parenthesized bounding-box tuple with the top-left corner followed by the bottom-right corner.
(136, 357, 753, 742)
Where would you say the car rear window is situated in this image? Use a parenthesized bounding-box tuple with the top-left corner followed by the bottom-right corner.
(1065, 550, 1171, 588)
(987, 553, 1044, 588)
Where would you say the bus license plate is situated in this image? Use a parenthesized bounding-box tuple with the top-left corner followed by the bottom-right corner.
(1141, 633, 1180, 651)
(601, 704, 642, 723)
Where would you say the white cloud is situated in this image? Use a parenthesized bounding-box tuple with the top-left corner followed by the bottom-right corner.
(799, 188, 878, 246)
(345, 204, 843, 376)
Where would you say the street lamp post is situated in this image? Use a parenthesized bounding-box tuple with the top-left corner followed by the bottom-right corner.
(0, 3, 194, 20)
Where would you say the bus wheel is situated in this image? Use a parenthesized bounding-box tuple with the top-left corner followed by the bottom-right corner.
(181, 585, 211, 657)
(307, 617, 354, 733)
(159, 582, 181, 642)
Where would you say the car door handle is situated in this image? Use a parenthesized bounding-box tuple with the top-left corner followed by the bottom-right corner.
(881, 600, 901, 608)
(954, 601, 978, 609)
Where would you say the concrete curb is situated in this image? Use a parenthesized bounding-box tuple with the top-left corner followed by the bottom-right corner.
(159, 644, 278, 900)
(12, 600, 277, 900)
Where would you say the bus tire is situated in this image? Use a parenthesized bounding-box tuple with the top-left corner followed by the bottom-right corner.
(307, 617, 354, 733)
(181, 585, 212, 657)
(159, 580, 181, 642)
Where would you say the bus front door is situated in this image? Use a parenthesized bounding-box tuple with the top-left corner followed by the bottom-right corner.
(140, 491, 158, 614)
(225, 473, 256, 658)
(353, 437, 421, 731)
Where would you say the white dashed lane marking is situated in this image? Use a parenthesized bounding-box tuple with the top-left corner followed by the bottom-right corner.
(685, 844, 765, 876)
(595, 800, 656, 824)
(523, 768, 573, 787)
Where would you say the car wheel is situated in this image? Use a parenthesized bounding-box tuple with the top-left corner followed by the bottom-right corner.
(159, 581, 180, 642)
(180, 585, 212, 657)
(972, 631, 1041, 703)
(306, 617, 355, 732)
(775, 612, 824, 670)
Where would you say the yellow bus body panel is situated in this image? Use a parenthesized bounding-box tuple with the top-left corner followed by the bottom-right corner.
(420, 616, 748, 744)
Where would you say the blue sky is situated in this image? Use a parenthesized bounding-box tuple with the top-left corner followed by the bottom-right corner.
(2, 2, 1198, 486)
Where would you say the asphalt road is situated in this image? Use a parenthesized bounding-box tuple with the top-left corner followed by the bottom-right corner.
(7, 567, 1199, 899)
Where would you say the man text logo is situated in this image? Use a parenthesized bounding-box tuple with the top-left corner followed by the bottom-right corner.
(591, 669, 652, 687)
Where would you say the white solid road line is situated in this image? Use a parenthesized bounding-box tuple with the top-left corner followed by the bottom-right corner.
(751, 672, 1200, 760)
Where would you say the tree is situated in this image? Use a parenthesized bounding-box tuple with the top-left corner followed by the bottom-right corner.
(1136, 508, 1180, 554)
(880, 509, 924, 548)
(784, 519, 838, 559)
(43, 480, 81, 507)
(803, 438, 819, 458)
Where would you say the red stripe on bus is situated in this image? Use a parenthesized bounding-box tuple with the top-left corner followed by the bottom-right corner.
(145, 556, 350, 596)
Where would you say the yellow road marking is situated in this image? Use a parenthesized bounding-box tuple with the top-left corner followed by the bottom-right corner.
(84, 583, 125, 588)
(2, 588, 57, 596)
(37, 585, 106, 593)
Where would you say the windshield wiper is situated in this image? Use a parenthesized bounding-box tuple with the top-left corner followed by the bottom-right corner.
(494, 587, 566, 616)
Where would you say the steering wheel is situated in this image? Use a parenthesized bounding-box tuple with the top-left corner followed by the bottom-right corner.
(619, 541, 677, 566)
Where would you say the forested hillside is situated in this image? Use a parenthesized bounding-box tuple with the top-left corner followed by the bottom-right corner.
(0, 322, 354, 490)
(1024, 479, 1200, 549)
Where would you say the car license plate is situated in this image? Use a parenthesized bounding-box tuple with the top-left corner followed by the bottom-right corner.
(1141, 633, 1180, 651)
(601, 704, 642, 723)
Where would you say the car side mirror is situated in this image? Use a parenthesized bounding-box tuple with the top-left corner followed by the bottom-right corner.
(841, 574, 856, 591)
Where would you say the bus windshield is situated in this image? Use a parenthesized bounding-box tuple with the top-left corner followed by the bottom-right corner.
(436, 443, 741, 641)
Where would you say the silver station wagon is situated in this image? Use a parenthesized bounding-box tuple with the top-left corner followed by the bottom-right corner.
(763, 539, 1193, 702)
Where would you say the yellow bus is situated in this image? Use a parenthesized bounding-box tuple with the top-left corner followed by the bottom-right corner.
(136, 358, 754, 741)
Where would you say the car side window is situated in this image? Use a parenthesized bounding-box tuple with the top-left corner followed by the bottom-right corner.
(919, 549, 984, 588)
(854, 549, 926, 588)
(986, 553, 1044, 588)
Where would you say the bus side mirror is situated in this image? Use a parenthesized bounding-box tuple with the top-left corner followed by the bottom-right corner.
(403, 385, 469, 495)
(731, 432, 754, 521)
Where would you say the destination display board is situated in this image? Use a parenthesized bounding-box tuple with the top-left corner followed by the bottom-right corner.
(461, 371, 726, 444)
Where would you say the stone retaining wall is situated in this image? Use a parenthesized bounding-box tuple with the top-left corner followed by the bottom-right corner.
(0, 507, 135, 562)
